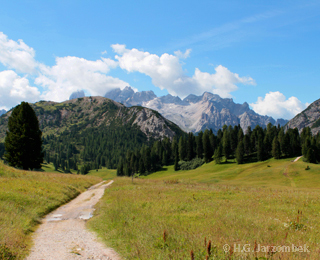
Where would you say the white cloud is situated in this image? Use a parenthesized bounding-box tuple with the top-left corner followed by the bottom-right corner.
(0, 70, 40, 110)
(193, 66, 255, 98)
(250, 91, 307, 119)
(111, 44, 127, 55)
(112, 44, 255, 98)
(174, 49, 191, 59)
(0, 32, 37, 74)
(36, 56, 129, 102)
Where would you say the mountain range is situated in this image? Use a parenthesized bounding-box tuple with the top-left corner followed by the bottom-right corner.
(103, 86, 287, 133)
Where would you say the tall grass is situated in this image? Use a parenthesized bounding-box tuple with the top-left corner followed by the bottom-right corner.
(0, 161, 101, 259)
(88, 157, 320, 259)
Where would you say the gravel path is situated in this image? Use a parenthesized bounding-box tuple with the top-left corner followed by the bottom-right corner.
(293, 156, 303, 162)
(26, 180, 121, 260)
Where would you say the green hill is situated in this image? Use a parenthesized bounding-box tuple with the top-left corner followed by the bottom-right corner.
(88, 157, 320, 259)
(0, 97, 185, 170)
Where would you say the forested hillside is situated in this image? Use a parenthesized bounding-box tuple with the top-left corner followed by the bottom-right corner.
(119, 123, 320, 176)
(0, 97, 184, 172)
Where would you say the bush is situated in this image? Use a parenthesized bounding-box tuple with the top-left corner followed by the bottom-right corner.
(178, 158, 204, 171)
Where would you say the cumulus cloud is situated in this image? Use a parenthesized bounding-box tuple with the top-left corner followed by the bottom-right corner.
(36, 56, 129, 102)
(193, 66, 255, 98)
(0, 70, 40, 110)
(0, 32, 37, 74)
(250, 91, 307, 119)
(112, 44, 255, 98)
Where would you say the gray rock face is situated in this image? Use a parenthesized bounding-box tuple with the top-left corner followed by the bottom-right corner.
(0, 109, 6, 116)
(105, 86, 156, 106)
(69, 90, 85, 100)
(130, 107, 177, 139)
(103, 87, 288, 133)
(285, 98, 320, 135)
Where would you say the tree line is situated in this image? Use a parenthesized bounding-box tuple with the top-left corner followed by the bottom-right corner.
(117, 123, 320, 176)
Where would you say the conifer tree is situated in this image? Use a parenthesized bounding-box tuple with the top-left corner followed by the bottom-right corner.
(179, 136, 186, 161)
(214, 145, 222, 164)
(257, 135, 264, 161)
(222, 128, 231, 162)
(203, 130, 212, 163)
(272, 136, 281, 159)
(196, 131, 204, 158)
(187, 133, 195, 161)
(236, 140, 245, 164)
(4, 102, 43, 170)
(174, 146, 179, 171)
(243, 134, 251, 156)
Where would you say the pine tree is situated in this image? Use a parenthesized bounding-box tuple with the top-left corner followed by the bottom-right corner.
(214, 145, 222, 164)
(306, 147, 316, 163)
(4, 102, 43, 170)
(203, 130, 212, 163)
(187, 133, 195, 161)
(243, 134, 251, 156)
(257, 135, 264, 161)
(222, 128, 231, 162)
(236, 140, 245, 164)
(196, 131, 204, 158)
(139, 158, 145, 174)
(174, 146, 179, 171)
(272, 136, 281, 159)
(178, 136, 186, 161)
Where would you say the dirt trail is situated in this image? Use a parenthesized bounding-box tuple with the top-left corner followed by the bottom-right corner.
(283, 156, 303, 187)
(26, 180, 121, 260)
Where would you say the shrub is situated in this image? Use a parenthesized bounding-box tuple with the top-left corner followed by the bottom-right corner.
(179, 158, 204, 170)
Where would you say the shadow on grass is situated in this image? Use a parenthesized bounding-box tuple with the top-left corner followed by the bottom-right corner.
(220, 161, 236, 165)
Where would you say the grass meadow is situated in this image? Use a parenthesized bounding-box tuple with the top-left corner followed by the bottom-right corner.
(0, 161, 101, 259)
(88, 157, 320, 259)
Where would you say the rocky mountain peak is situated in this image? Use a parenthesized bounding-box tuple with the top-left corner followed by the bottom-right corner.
(104, 86, 156, 106)
(285, 98, 320, 135)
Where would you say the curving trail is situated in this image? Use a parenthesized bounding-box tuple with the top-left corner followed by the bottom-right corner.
(26, 180, 120, 260)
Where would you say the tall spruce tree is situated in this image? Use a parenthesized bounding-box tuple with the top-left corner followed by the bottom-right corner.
(214, 145, 222, 164)
(236, 140, 245, 164)
(203, 130, 212, 163)
(196, 131, 204, 158)
(272, 136, 281, 159)
(4, 102, 43, 170)
(179, 136, 187, 161)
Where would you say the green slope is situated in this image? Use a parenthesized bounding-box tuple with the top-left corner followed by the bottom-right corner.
(88, 157, 320, 259)
(144, 157, 320, 188)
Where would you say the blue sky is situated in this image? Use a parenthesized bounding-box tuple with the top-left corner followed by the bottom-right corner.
(0, 0, 319, 119)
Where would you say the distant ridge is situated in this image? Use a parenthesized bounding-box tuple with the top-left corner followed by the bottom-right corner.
(285, 98, 320, 135)
(0, 109, 6, 117)
(69, 90, 85, 100)
(104, 87, 288, 133)
(0, 96, 184, 141)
